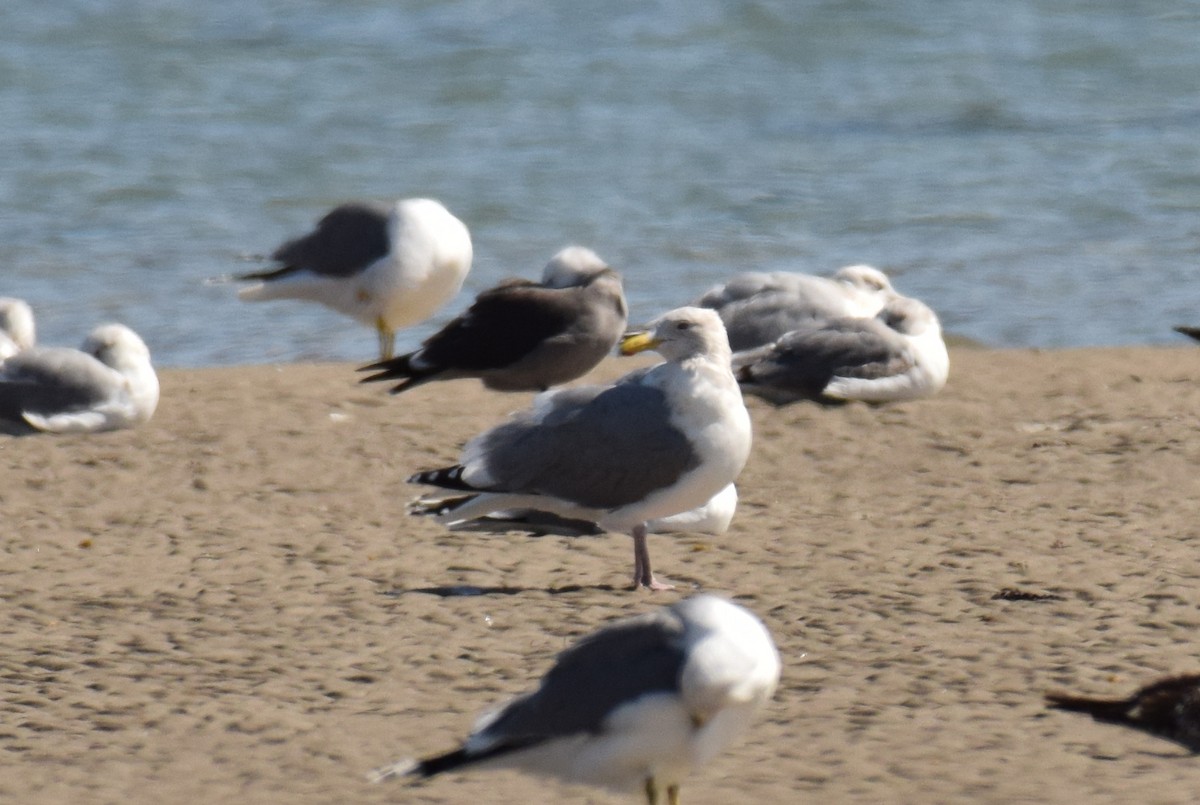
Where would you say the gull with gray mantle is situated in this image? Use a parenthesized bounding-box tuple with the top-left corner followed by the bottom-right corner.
(236, 197, 472, 361)
(408, 307, 752, 590)
(359, 245, 626, 393)
(0, 323, 159, 434)
(696, 263, 896, 351)
(733, 295, 949, 405)
(371, 594, 781, 805)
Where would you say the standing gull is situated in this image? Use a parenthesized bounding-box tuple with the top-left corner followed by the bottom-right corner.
(237, 197, 472, 360)
(359, 245, 626, 393)
(408, 307, 752, 590)
(0, 298, 36, 362)
(733, 296, 949, 405)
(696, 264, 895, 351)
(371, 594, 781, 804)
(1046, 673, 1200, 753)
(0, 323, 159, 433)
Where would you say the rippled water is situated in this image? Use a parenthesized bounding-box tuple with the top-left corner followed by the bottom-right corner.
(2, 1, 1198, 367)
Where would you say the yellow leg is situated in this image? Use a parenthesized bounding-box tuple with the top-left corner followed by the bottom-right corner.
(376, 320, 394, 361)
(644, 777, 659, 805)
(667, 784, 680, 805)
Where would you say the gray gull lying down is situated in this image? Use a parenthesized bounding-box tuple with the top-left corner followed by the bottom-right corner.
(408, 307, 751, 590)
(428, 483, 739, 538)
(696, 264, 895, 351)
(360, 245, 627, 393)
(0, 323, 159, 433)
(237, 197, 472, 361)
(733, 296, 948, 405)
(370, 594, 781, 805)
(0, 297, 36, 362)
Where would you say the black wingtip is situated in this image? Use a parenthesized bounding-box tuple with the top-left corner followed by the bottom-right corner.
(408, 466, 474, 490)
(411, 748, 474, 778)
(1044, 691, 1130, 721)
(1174, 325, 1200, 342)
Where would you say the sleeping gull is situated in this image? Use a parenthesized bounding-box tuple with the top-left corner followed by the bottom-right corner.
(359, 245, 626, 393)
(370, 594, 781, 804)
(0, 323, 159, 433)
(408, 307, 752, 590)
(1046, 673, 1200, 753)
(733, 296, 948, 405)
(435, 483, 739, 538)
(237, 197, 472, 360)
(0, 298, 36, 361)
(696, 264, 895, 351)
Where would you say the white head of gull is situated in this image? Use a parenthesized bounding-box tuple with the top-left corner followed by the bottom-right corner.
(0, 297, 36, 362)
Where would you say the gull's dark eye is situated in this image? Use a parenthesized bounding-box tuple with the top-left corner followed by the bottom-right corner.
(676, 321, 692, 331)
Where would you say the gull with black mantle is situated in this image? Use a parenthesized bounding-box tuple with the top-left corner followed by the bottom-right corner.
(359, 245, 626, 394)
(370, 594, 781, 804)
(236, 197, 472, 361)
(408, 306, 752, 590)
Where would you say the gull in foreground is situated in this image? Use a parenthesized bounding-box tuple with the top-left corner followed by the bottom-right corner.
(696, 264, 895, 351)
(370, 594, 781, 804)
(360, 245, 627, 393)
(0, 297, 36, 362)
(733, 296, 948, 405)
(237, 197, 472, 360)
(0, 323, 159, 433)
(408, 307, 752, 590)
(1046, 673, 1200, 753)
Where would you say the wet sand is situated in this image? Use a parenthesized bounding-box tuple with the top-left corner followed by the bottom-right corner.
(4, 345, 1200, 803)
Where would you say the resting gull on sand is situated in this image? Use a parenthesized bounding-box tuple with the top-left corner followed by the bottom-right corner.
(237, 197, 472, 361)
(0, 323, 159, 433)
(733, 296, 948, 405)
(359, 245, 626, 393)
(1046, 673, 1200, 753)
(408, 307, 752, 590)
(0, 297, 36, 362)
(370, 594, 781, 805)
(696, 264, 895, 351)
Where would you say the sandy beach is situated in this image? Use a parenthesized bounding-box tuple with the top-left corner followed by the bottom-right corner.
(4, 344, 1200, 804)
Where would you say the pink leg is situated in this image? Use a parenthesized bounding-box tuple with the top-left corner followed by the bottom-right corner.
(631, 524, 674, 591)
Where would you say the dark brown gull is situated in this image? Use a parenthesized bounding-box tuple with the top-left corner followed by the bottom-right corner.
(1046, 673, 1200, 753)
(359, 245, 626, 393)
